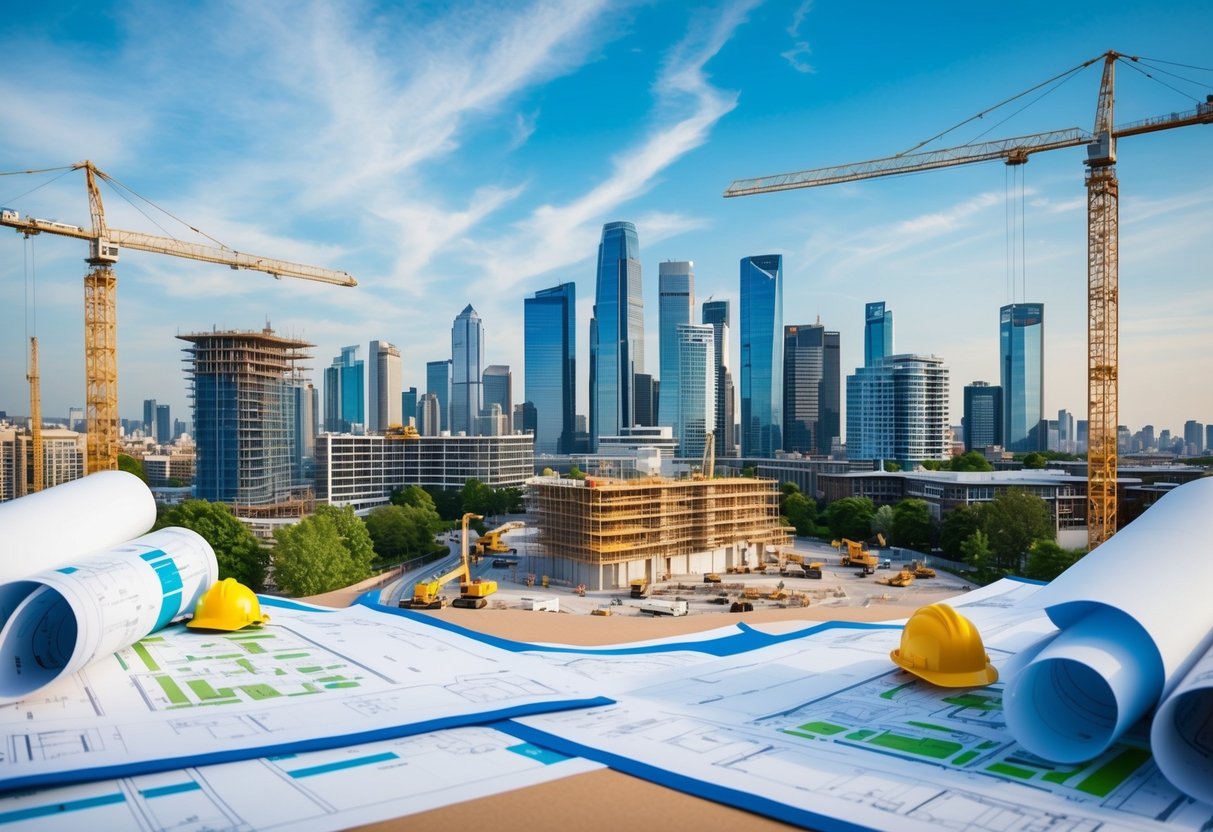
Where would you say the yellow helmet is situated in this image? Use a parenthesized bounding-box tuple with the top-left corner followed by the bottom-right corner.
(187, 578, 270, 631)
(890, 603, 997, 688)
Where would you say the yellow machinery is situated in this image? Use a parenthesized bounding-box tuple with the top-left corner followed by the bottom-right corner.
(910, 560, 937, 579)
(726, 52, 1213, 550)
(385, 424, 421, 440)
(629, 578, 650, 598)
(839, 539, 879, 573)
(407, 513, 498, 610)
(0, 161, 355, 473)
(879, 569, 916, 588)
(473, 521, 524, 558)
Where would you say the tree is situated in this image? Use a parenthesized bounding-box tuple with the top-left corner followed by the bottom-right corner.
(567, 465, 587, 480)
(870, 504, 895, 541)
(980, 488, 1054, 574)
(313, 505, 376, 579)
(1022, 452, 1048, 469)
(950, 451, 994, 472)
(783, 492, 818, 536)
(961, 529, 997, 583)
(892, 499, 933, 552)
(461, 478, 493, 517)
(1024, 540, 1083, 582)
(740, 466, 757, 478)
(391, 485, 436, 512)
(825, 497, 875, 541)
(365, 505, 443, 566)
(882, 460, 901, 472)
(272, 515, 355, 597)
(117, 453, 147, 483)
(156, 499, 269, 591)
(940, 505, 982, 560)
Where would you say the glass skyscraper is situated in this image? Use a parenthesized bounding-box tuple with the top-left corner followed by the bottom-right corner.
(450, 305, 484, 436)
(367, 340, 402, 434)
(783, 322, 840, 456)
(740, 254, 783, 457)
(482, 365, 512, 434)
(864, 301, 893, 367)
(426, 359, 451, 433)
(675, 323, 715, 460)
(1000, 303, 1045, 452)
(590, 221, 643, 448)
(702, 300, 735, 457)
(324, 345, 364, 433)
(524, 282, 576, 455)
(846, 354, 950, 467)
(963, 381, 1003, 451)
(658, 260, 694, 432)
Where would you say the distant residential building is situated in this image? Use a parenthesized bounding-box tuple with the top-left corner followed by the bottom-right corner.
(674, 323, 715, 460)
(1207, 425, 1213, 454)
(0, 427, 87, 497)
(783, 322, 840, 456)
(524, 282, 575, 455)
(324, 345, 364, 433)
(1077, 420, 1089, 454)
(482, 365, 512, 434)
(739, 254, 783, 457)
(144, 449, 197, 488)
(367, 340, 403, 433)
(590, 221, 644, 448)
(963, 382, 1003, 451)
(425, 360, 451, 432)
(864, 301, 893, 367)
(846, 354, 950, 468)
(1000, 303, 1045, 452)
(450, 305, 484, 436)
(657, 261, 694, 435)
(702, 300, 737, 457)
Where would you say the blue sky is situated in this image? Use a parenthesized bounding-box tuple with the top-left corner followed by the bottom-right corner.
(1, 1, 1210, 438)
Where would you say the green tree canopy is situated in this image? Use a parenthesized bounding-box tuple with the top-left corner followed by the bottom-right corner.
(980, 488, 1055, 574)
(825, 497, 875, 542)
(314, 505, 376, 578)
(782, 492, 818, 536)
(365, 505, 444, 566)
(1024, 540, 1083, 582)
(567, 465, 587, 480)
(961, 529, 997, 583)
(156, 499, 268, 591)
(117, 453, 147, 483)
(1022, 452, 1048, 469)
(892, 499, 933, 552)
(272, 507, 375, 597)
(950, 451, 994, 472)
(391, 485, 436, 512)
(870, 504, 895, 541)
(461, 478, 493, 517)
(882, 460, 901, 472)
(940, 505, 982, 560)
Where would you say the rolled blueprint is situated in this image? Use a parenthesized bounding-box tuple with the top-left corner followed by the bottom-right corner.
(0, 470, 157, 583)
(0, 526, 218, 704)
(1005, 476, 1213, 764)
(1151, 641, 1213, 804)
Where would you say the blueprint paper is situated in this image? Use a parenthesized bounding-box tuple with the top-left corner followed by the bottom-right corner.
(0, 597, 608, 791)
(1152, 640, 1213, 804)
(0, 527, 217, 704)
(1006, 477, 1213, 764)
(0, 471, 156, 584)
(0, 725, 602, 831)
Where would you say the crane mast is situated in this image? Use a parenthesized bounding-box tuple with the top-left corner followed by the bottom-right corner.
(27, 337, 43, 493)
(1, 161, 357, 473)
(724, 50, 1213, 552)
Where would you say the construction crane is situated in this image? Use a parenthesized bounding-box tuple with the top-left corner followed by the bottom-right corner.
(27, 337, 42, 493)
(725, 51, 1213, 551)
(406, 512, 499, 609)
(1, 160, 357, 473)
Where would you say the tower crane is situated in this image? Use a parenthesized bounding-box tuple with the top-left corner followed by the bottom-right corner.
(724, 51, 1213, 551)
(27, 337, 42, 493)
(1, 161, 357, 473)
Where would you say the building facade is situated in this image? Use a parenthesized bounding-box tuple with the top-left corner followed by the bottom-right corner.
(1000, 302, 1045, 452)
(482, 365, 512, 435)
(739, 254, 783, 457)
(590, 221, 644, 448)
(425, 360, 451, 433)
(367, 340, 403, 433)
(401, 387, 418, 429)
(674, 323, 715, 460)
(701, 300, 736, 457)
(864, 301, 893, 367)
(155, 404, 171, 445)
(291, 380, 317, 485)
(783, 322, 840, 457)
(524, 282, 576, 455)
(846, 354, 950, 468)
(324, 345, 364, 434)
(450, 305, 484, 436)
(963, 381, 1003, 452)
(657, 260, 694, 434)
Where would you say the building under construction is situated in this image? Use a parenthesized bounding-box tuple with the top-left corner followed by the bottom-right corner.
(528, 474, 789, 590)
(179, 327, 314, 535)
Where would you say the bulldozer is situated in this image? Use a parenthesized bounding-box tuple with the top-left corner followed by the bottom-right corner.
(405, 512, 498, 609)
(910, 560, 937, 579)
(878, 568, 916, 588)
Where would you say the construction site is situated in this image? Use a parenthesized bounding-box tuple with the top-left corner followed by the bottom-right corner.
(526, 473, 790, 591)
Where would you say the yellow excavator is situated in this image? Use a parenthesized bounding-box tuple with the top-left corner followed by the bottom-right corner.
(406, 513, 498, 609)
(473, 521, 524, 558)
(838, 538, 880, 574)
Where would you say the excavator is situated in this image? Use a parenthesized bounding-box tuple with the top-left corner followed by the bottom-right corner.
(473, 521, 524, 559)
(405, 513, 498, 610)
(838, 538, 880, 575)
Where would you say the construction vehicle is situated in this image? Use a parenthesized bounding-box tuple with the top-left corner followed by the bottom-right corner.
(704, 573, 722, 583)
(726, 51, 1213, 550)
(405, 512, 497, 609)
(910, 560, 937, 579)
(769, 582, 788, 601)
(878, 569, 916, 588)
(473, 521, 524, 558)
(839, 539, 880, 574)
(729, 600, 754, 613)
(384, 424, 421, 440)
(629, 578, 650, 598)
(591, 606, 613, 616)
(0, 162, 355, 473)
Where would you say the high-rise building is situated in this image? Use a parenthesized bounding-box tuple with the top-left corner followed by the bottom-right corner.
(417, 393, 440, 436)
(324, 345, 364, 433)
(633, 373, 658, 427)
(367, 340, 402, 433)
(483, 365, 512, 434)
(401, 387, 418, 429)
(68, 406, 84, 433)
(1058, 408, 1076, 455)
(1206, 425, 1213, 454)
(675, 323, 715, 459)
(846, 354, 950, 468)
(657, 261, 694, 435)
(1000, 303, 1045, 452)
(1184, 420, 1205, 455)
(426, 360, 451, 433)
(963, 381, 1003, 452)
(291, 380, 317, 485)
(740, 254, 783, 457)
(155, 404, 170, 445)
(450, 305, 484, 436)
(783, 322, 840, 456)
(590, 221, 643, 448)
(524, 283, 576, 455)
(179, 327, 309, 506)
(143, 399, 157, 438)
(864, 302, 893, 367)
(702, 300, 736, 457)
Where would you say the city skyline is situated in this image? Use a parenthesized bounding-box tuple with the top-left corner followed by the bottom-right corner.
(0, 2, 1210, 435)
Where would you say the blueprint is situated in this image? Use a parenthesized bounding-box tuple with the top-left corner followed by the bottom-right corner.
(0, 598, 607, 791)
(0, 725, 602, 831)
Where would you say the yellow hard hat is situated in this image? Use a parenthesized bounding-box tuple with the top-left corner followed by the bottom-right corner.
(890, 603, 997, 688)
(187, 578, 270, 631)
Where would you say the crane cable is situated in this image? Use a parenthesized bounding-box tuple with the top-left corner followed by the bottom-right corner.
(91, 167, 231, 250)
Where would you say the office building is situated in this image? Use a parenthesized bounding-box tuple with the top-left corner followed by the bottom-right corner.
(401, 387, 418, 429)
(324, 345, 364, 433)
(590, 221, 644, 447)
(68, 406, 85, 433)
(417, 393, 440, 436)
(1184, 420, 1205, 455)
(1058, 408, 1076, 455)
(783, 322, 840, 456)
(367, 340, 402, 433)
(674, 323, 715, 460)
(450, 305, 484, 436)
(524, 282, 576, 455)
(291, 381, 317, 485)
(426, 359, 451, 433)
(963, 382, 1003, 452)
(740, 254, 783, 457)
(702, 300, 736, 457)
(864, 302, 893, 367)
(156, 404, 171, 446)
(179, 327, 309, 510)
(1000, 303, 1045, 452)
(846, 354, 950, 468)
(633, 373, 658, 427)
(657, 261, 694, 435)
(1207, 425, 1213, 454)
(482, 365, 512, 434)
(143, 399, 157, 438)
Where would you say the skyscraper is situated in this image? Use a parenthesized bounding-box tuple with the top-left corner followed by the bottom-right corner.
(179, 327, 308, 506)
(783, 322, 841, 456)
(740, 254, 783, 457)
(1000, 303, 1045, 452)
(324, 345, 364, 433)
(417, 393, 440, 436)
(633, 374, 658, 427)
(450, 305, 484, 436)
(658, 261, 694, 434)
(155, 404, 171, 445)
(291, 380, 317, 485)
(482, 365, 512, 434)
(864, 302, 893, 367)
(963, 381, 1003, 451)
(675, 323, 715, 459)
(143, 399, 157, 439)
(590, 221, 643, 448)
(847, 354, 950, 467)
(426, 359, 451, 433)
(401, 387, 418, 429)
(702, 300, 736, 457)
(367, 340, 402, 433)
(524, 282, 576, 455)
